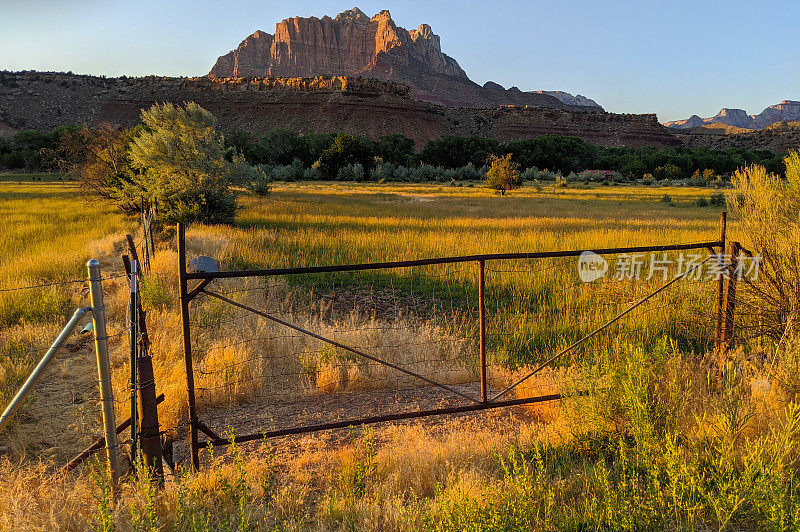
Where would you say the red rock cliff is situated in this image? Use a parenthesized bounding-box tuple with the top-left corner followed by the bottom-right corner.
(208, 8, 596, 111)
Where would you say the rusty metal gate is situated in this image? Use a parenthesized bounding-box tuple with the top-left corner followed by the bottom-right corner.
(177, 217, 730, 471)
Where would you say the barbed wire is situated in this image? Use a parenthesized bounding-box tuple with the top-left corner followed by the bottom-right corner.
(0, 273, 127, 293)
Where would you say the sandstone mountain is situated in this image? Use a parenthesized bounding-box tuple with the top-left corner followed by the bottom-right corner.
(665, 100, 800, 130)
(209, 8, 604, 111)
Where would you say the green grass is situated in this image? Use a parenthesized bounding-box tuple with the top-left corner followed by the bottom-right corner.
(0, 172, 73, 182)
(0, 182, 129, 410)
(196, 182, 728, 367)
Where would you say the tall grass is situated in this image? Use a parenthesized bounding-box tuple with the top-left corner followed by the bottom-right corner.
(0, 182, 130, 457)
(10, 180, 797, 531)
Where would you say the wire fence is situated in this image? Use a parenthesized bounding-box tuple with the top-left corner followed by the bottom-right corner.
(2, 221, 766, 477)
(0, 269, 129, 465)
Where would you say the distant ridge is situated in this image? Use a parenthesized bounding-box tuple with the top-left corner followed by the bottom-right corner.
(208, 7, 604, 112)
(665, 100, 800, 130)
(0, 71, 677, 149)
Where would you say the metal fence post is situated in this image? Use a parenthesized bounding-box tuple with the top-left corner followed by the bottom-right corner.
(714, 212, 727, 353)
(137, 354, 164, 484)
(129, 260, 139, 466)
(722, 241, 741, 353)
(178, 223, 200, 471)
(478, 260, 487, 402)
(87, 259, 122, 488)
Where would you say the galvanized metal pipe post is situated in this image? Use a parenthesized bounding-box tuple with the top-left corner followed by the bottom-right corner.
(178, 223, 201, 471)
(129, 260, 139, 465)
(0, 306, 91, 434)
(478, 260, 487, 402)
(87, 259, 122, 487)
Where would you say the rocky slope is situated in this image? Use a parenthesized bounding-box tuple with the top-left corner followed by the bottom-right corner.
(676, 120, 800, 154)
(209, 8, 604, 112)
(665, 100, 800, 130)
(0, 71, 674, 148)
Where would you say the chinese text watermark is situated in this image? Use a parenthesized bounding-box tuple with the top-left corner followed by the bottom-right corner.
(578, 252, 760, 283)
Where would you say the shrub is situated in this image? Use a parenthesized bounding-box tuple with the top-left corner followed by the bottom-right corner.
(140, 275, 172, 309)
(127, 102, 266, 224)
(303, 166, 321, 180)
(486, 154, 522, 195)
(336, 162, 365, 181)
(660, 193, 673, 204)
(410, 165, 442, 182)
(728, 150, 800, 337)
(654, 163, 683, 180)
(709, 191, 725, 207)
(520, 166, 539, 181)
(695, 197, 709, 207)
(450, 162, 481, 181)
(273, 158, 305, 181)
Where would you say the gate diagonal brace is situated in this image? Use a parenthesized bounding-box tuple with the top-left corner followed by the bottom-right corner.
(199, 289, 482, 404)
(491, 253, 715, 402)
(187, 278, 213, 301)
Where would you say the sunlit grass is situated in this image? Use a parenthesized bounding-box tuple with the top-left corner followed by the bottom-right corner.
(0, 182, 130, 444)
(198, 182, 729, 367)
(7, 180, 787, 531)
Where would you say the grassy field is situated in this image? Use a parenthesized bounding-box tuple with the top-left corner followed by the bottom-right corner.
(0, 179, 133, 469)
(218, 182, 728, 363)
(4, 179, 799, 530)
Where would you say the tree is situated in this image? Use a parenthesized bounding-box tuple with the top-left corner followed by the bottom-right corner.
(257, 129, 303, 165)
(315, 133, 376, 179)
(501, 135, 598, 175)
(127, 102, 265, 224)
(486, 154, 522, 195)
(54, 124, 141, 211)
(420, 135, 499, 168)
(377, 133, 416, 166)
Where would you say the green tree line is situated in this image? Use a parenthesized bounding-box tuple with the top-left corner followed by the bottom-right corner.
(1, 124, 788, 180)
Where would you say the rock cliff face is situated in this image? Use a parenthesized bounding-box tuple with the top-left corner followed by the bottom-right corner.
(665, 100, 800, 130)
(210, 9, 466, 82)
(209, 8, 604, 111)
(0, 71, 673, 148)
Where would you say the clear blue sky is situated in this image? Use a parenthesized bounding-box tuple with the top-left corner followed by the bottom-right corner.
(1, 0, 797, 122)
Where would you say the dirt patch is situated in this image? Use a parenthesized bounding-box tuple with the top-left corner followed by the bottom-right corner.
(173, 380, 545, 470)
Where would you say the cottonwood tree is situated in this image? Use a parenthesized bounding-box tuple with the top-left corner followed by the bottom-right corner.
(54, 124, 141, 212)
(486, 153, 522, 195)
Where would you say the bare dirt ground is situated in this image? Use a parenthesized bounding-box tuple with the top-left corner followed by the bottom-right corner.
(172, 381, 546, 473)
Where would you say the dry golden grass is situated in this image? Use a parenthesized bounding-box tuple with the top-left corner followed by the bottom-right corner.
(8, 180, 798, 530)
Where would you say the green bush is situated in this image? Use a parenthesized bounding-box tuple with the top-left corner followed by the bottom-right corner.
(336, 162, 365, 181)
(125, 102, 266, 224)
(486, 154, 522, 195)
(709, 191, 725, 207)
(140, 275, 172, 310)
